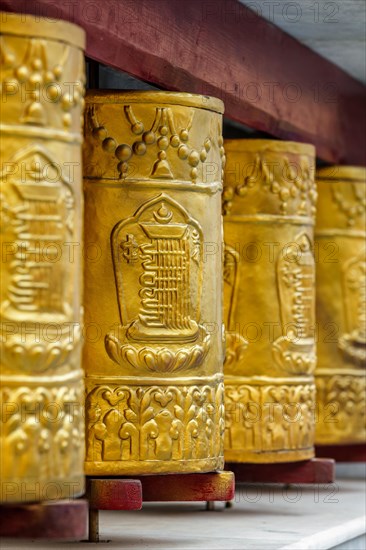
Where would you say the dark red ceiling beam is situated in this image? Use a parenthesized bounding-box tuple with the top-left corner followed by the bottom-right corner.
(1, 0, 365, 165)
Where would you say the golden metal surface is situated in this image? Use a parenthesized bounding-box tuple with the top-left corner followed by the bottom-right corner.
(223, 139, 317, 463)
(0, 13, 86, 502)
(83, 91, 225, 475)
(315, 166, 366, 445)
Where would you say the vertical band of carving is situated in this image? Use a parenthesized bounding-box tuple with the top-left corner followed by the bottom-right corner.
(223, 139, 317, 463)
(0, 13, 86, 502)
(315, 166, 366, 445)
(83, 91, 225, 474)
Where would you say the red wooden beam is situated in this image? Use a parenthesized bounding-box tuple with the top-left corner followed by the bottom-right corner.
(135, 471, 235, 502)
(316, 444, 366, 463)
(85, 474, 233, 542)
(226, 459, 335, 484)
(0, 500, 88, 539)
(86, 479, 143, 542)
(87, 478, 143, 510)
(1, 0, 365, 165)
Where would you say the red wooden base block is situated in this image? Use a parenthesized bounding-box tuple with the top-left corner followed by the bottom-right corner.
(316, 444, 366, 463)
(87, 478, 143, 511)
(86, 478, 143, 542)
(226, 458, 335, 484)
(0, 499, 88, 539)
(86, 472, 234, 542)
(134, 471, 235, 502)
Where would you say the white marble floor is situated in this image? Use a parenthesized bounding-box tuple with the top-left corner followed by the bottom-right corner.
(2, 468, 365, 550)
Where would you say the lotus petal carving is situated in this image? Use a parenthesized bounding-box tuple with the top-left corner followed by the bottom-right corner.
(105, 326, 210, 373)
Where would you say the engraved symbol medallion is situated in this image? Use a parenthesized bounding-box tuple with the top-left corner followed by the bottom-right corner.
(105, 193, 210, 372)
(273, 232, 316, 375)
(223, 244, 248, 367)
(339, 256, 366, 366)
(0, 145, 79, 373)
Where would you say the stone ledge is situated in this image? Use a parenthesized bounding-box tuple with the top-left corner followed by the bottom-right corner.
(281, 516, 366, 550)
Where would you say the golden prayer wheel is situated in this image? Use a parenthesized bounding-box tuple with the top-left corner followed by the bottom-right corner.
(83, 91, 225, 475)
(0, 13, 86, 502)
(315, 166, 366, 446)
(223, 139, 317, 463)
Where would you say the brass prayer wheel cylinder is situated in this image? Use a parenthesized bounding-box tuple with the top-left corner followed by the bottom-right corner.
(83, 91, 225, 475)
(223, 139, 317, 463)
(0, 13, 86, 502)
(315, 166, 366, 446)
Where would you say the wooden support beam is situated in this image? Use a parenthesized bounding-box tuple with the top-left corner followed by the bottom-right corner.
(0, 500, 88, 539)
(86, 479, 143, 543)
(87, 478, 143, 511)
(135, 471, 235, 502)
(226, 458, 335, 484)
(85, 474, 234, 542)
(1, 0, 365, 165)
(316, 444, 366, 463)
